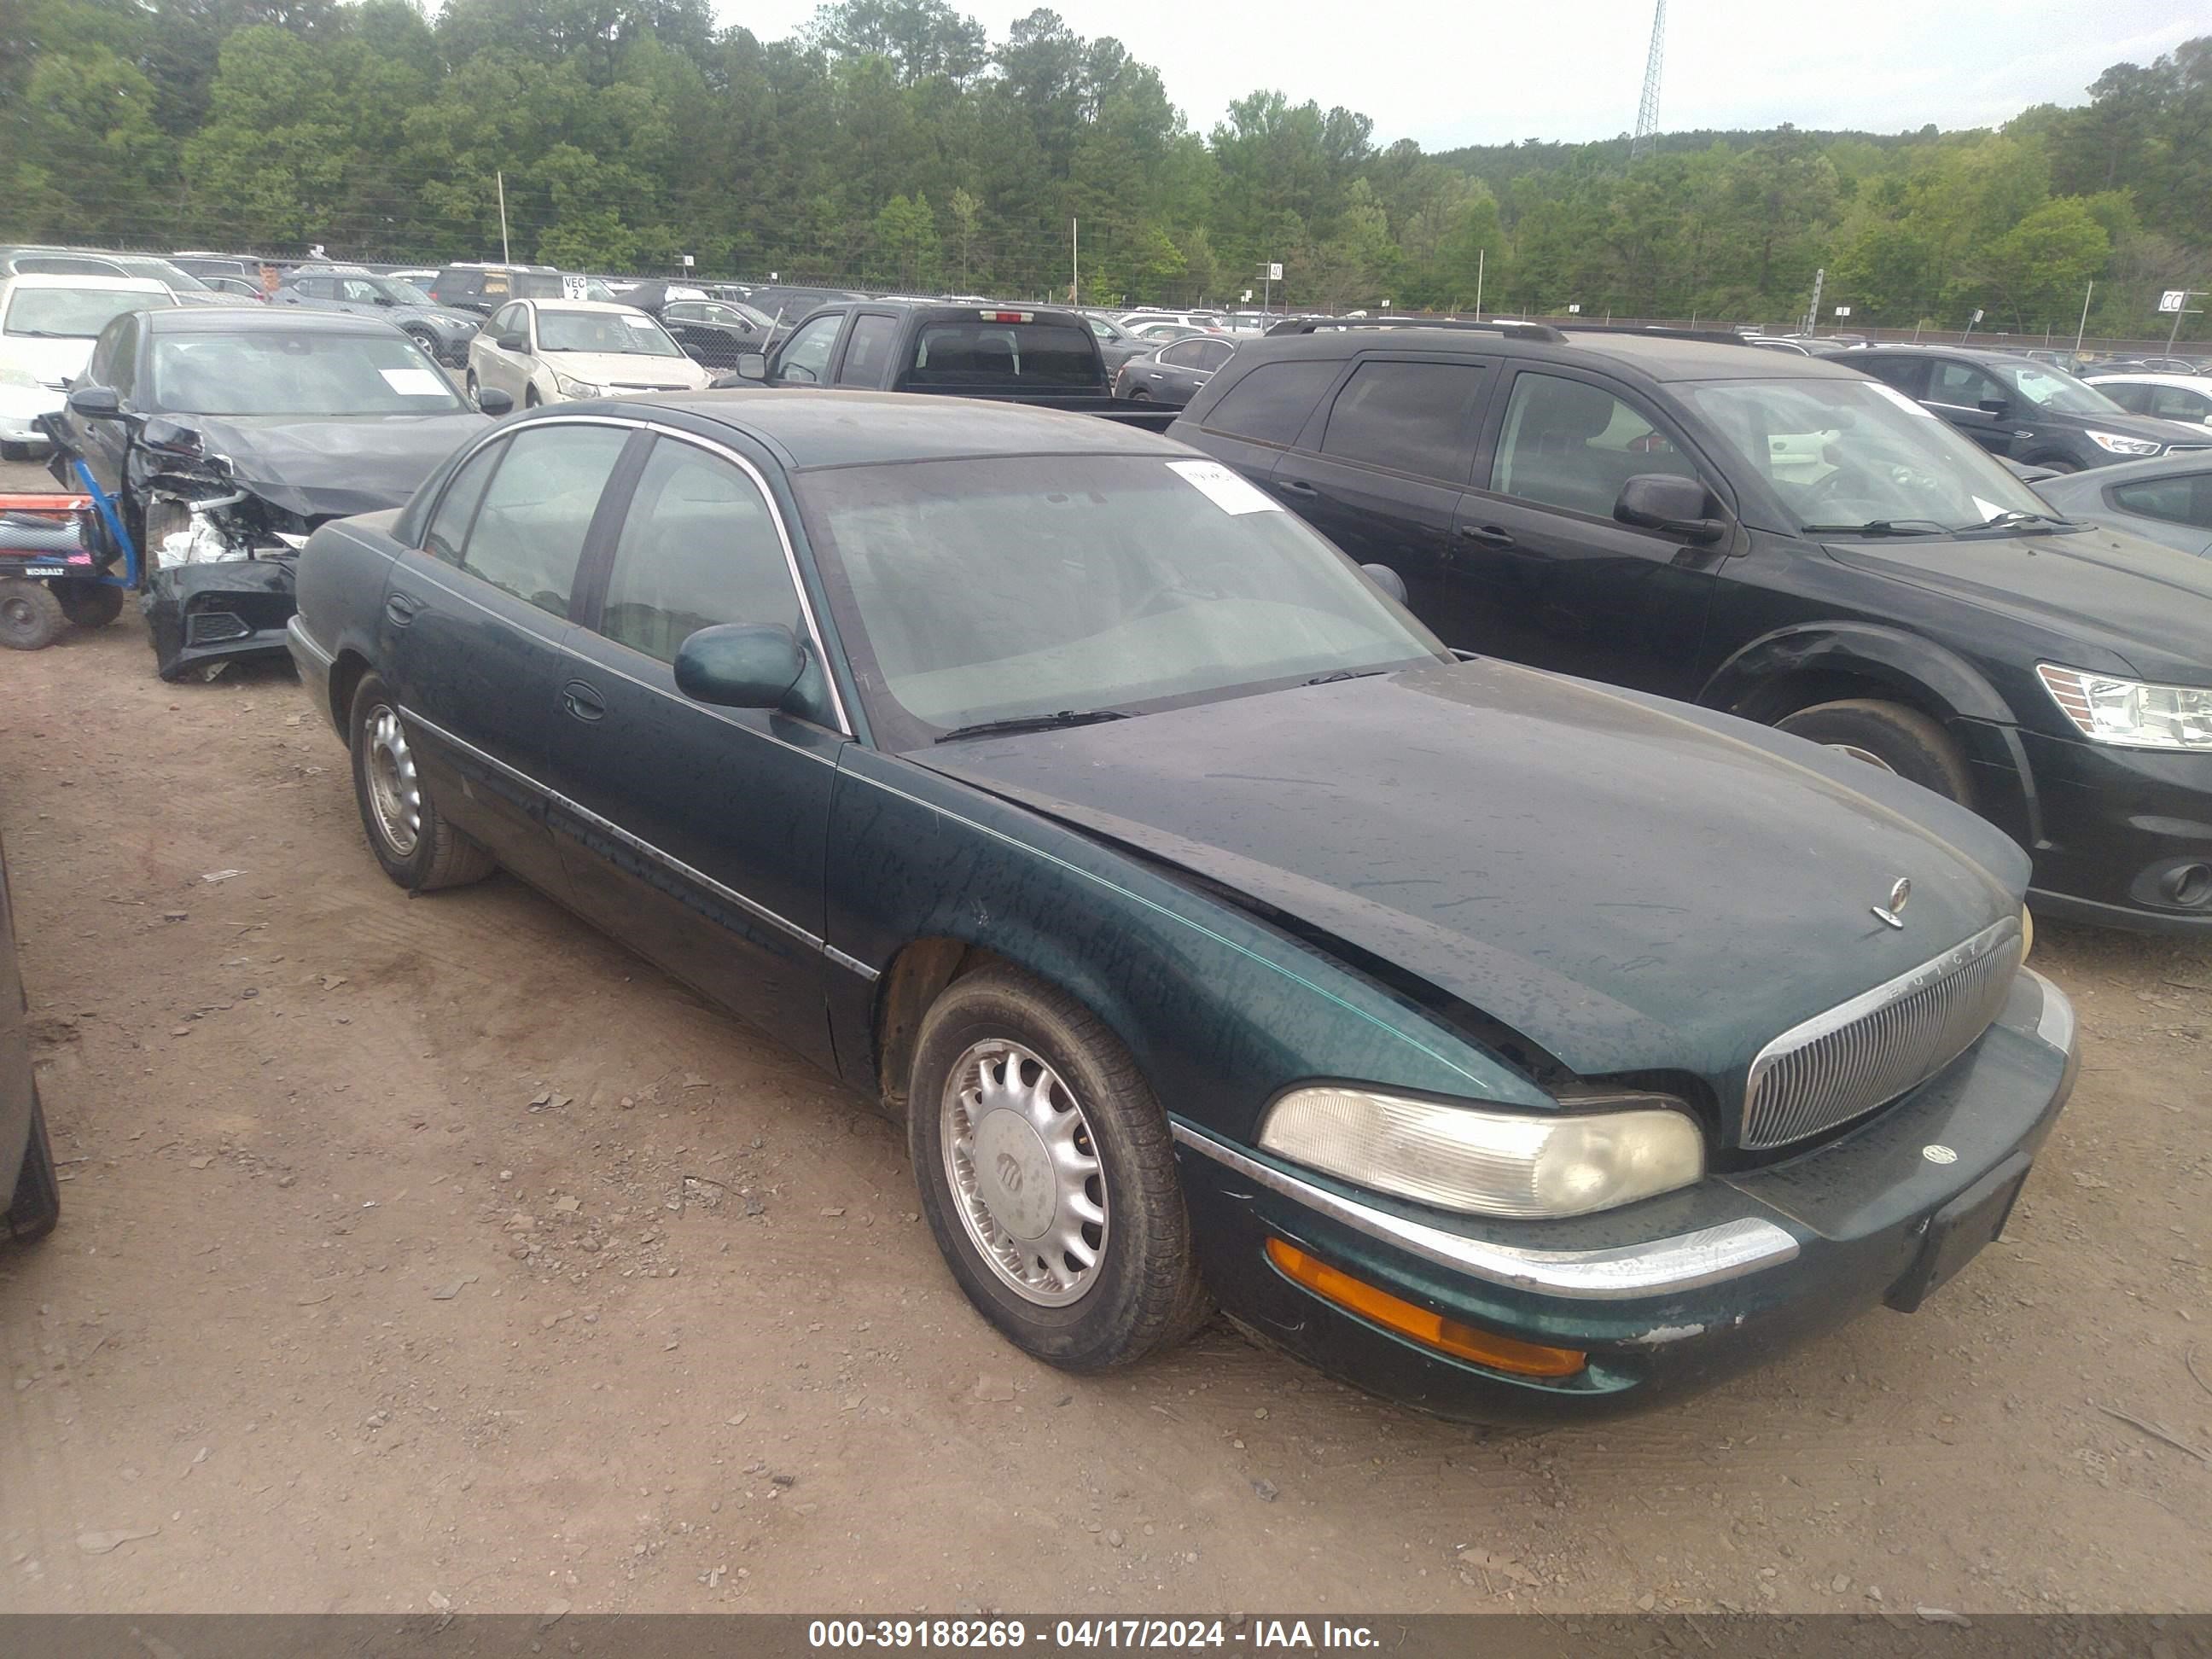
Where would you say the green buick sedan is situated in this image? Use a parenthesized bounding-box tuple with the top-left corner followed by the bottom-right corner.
(287, 391, 2078, 1422)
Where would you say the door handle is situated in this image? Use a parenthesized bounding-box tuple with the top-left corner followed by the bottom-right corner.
(1458, 523, 1517, 550)
(384, 591, 422, 626)
(561, 680, 606, 722)
(1276, 479, 1318, 495)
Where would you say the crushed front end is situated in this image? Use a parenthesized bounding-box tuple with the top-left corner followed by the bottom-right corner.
(138, 454, 306, 682)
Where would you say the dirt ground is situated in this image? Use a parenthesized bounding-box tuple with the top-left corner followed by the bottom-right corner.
(2, 474, 2209, 1615)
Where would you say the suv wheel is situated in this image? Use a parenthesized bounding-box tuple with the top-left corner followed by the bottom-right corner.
(1777, 699, 1973, 804)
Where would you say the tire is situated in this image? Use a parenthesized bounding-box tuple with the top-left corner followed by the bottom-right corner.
(6, 1096, 61, 1243)
(347, 673, 497, 891)
(465, 370, 480, 399)
(0, 579, 67, 651)
(523, 387, 542, 409)
(1777, 698, 1974, 805)
(908, 966, 1211, 1372)
(1126, 387, 1152, 401)
(55, 583, 123, 628)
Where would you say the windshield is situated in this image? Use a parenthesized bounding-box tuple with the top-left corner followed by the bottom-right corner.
(122, 258, 209, 293)
(514, 273, 617, 303)
(4, 287, 169, 337)
(150, 329, 466, 416)
(378, 278, 435, 306)
(797, 454, 1447, 749)
(1685, 376, 2053, 533)
(2000, 362, 2127, 416)
(534, 309, 683, 357)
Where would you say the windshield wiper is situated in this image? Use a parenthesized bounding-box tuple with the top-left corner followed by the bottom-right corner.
(1801, 519, 1950, 537)
(1303, 667, 1388, 685)
(934, 708, 1133, 744)
(1958, 509, 2072, 533)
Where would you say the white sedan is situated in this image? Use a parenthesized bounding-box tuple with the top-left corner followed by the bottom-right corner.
(0, 273, 174, 458)
(464, 299, 713, 410)
(2085, 372, 2212, 428)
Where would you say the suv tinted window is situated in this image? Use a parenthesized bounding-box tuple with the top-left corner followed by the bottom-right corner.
(460, 424, 628, 616)
(600, 440, 800, 662)
(1200, 359, 1339, 446)
(1321, 359, 1486, 482)
(1490, 372, 1695, 518)
(1930, 360, 2006, 410)
(424, 439, 504, 564)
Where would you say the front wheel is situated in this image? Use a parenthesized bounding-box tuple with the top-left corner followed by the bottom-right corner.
(347, 673, 497, 891)
(6, 1096, 60, 1243)
(523, 387, 542, 409)
(907, 966, 1211, 1372)
(0, 579, 67, 651)
(1777, 698, 1974, 805)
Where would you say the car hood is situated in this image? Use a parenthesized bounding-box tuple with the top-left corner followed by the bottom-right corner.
(172, 411, 488, 521)
(2067, 407, 2212, 447)
(1823, 523, 2212, 680)
(0, 336, 94, 385)
(538, 351, 708, 389)
(390, 303, 480, 333)
(917, 661, 2024, 1091)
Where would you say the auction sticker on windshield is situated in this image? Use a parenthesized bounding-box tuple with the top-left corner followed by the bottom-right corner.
(1167, 459, 1280, 515)
(379, 368, 449, 397)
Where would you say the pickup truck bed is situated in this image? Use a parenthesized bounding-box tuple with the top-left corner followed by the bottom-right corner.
(715, 301, 1179, 433)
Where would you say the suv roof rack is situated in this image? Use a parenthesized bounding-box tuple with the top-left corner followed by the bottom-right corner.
(1550, 323, 1756, 346)
(1265, 316, 1569, 342)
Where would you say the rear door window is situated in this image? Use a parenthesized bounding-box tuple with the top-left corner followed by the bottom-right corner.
(1856, 356, 1930, 398)
(597, 439, 801, 662)
(458, 424, 630, 618)
(1197, 359, 1340, 446)
(2111, 473, 2212, 530)
(1320, 359, 1489, 482)
(2148, 386, 2212, 423)
(836, 313, 899, 386)
(1488, 371, 1697, 518)
(1928, 360, 2006, 410)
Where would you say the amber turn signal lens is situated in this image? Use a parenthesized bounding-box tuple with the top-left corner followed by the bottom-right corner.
(1265, 1237, 1586, 1379)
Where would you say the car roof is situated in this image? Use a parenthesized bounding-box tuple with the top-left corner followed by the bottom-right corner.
(3, 272, 171, 294)
(627, 388, 1190, 471)
(1249, 326, 1863, 383)
(2085, 371, 2212, 390)
(142, 306, 404, 335)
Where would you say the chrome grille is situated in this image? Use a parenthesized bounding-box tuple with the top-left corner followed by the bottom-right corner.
(1742, 918, 2022, 1150)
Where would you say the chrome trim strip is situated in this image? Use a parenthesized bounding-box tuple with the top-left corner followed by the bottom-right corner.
(1169, 1122, 1800, 1300)
(824, 945, 882, 982)
(286, 614, 335, 671)
(395, 703, 824, 952)
(2026, 969, 2076, 1056)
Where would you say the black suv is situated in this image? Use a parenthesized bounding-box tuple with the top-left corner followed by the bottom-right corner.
(1170, 319, 2212, 934)
(424, 264, 614, 316)
(1848, 345, 2209, 473)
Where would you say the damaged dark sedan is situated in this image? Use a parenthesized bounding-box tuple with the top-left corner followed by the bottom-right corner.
(288, 393, 2077, 1423)
(51, 306, 500, 679)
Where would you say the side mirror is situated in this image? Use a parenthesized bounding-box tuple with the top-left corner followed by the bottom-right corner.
(1614, 474, 1728, 544)
(66, 386, 126, 421)
(1359, 562, 1408, 604)
(475, 387, 514, 416)
(497, 333, 527, 352)
(674, 623, 806, 710)
(731, 352, 768, 382)
(1976, 397, 2010, 416)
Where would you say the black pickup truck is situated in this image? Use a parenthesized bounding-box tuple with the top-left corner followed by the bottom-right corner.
(714, 300, 1178, 431)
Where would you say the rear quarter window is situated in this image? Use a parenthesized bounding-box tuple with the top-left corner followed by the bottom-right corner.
(1197, 358, 1340, 446)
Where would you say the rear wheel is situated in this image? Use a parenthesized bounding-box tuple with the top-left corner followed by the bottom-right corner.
(347, 673, 497, 891)
(0, 579, 67, 651)
(6, 1097, 60, 1243)
(1777, 698, 1973, 804)
(907, 966, 1211, 1372)
(55, 583, 123, 628)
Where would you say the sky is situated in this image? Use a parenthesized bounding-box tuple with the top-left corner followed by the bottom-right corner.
(714, 0, 2206, 150)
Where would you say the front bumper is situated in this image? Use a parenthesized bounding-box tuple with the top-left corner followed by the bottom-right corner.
(142, 559, 298, 681)
(1174, 969, 2078, 1424)
(1991, 724, 2212, 935)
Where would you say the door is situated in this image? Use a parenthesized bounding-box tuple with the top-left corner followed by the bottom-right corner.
(1452, 367, 1726, 698)
(378, 420, 637, 898)
(476, 304, 533, 402)
(542, 432, 844, 1058)
(1267, 357, 1493, 637)
(1923, 358, 2019, 456)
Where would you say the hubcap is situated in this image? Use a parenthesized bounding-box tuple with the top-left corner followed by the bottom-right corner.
(1826, 742, 1896, 773)
(1, 594, 32, 629)
(364, 705, 422, 856)
(940, 1039, 1109, 1307)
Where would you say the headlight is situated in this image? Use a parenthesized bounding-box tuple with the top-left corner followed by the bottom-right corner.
(2037, 663, 2212, 750)
(1256, 1086, 1704, 1220)
(2087, 429, 2162, 457)
(555, 374, 603, 399)
(2020, 905, 2034, 962)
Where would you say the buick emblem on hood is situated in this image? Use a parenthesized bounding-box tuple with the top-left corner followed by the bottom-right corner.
(1871, 877, 1912, 929)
